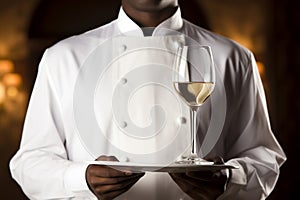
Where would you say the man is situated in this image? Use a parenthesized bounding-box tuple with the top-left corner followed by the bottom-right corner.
(10, 0, 286, 199)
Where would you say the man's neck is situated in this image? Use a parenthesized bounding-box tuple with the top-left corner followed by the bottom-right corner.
(122, 4, 178, 27)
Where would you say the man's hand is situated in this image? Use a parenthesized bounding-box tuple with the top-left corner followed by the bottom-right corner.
(86, 156, 145, 200)
(169, 156, 230, 200)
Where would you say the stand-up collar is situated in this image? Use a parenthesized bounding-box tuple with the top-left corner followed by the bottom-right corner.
(117, 7, 183, 36)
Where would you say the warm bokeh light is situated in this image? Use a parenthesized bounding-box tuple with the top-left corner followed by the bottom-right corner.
(7, 86, 19, 98)
(256, 61, 265, 76)
(2, 73, 22, 87)
(0, 60, 14, 75)
(231, 35, 254, 52)
(0, 82, 5, 104)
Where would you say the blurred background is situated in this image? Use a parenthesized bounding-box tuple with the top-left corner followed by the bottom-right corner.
(0, 0, 298, 199)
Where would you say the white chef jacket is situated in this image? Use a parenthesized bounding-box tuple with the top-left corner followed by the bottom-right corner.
(10, 7, 286, 200)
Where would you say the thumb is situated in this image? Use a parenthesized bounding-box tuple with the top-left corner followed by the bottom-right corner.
(96, 155, 119, 161)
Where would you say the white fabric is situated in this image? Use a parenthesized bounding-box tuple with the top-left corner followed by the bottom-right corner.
(10, 6, 286, 200)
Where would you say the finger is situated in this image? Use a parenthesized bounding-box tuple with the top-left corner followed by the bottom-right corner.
(89, 165, 132, 177)
(100, 179, 139, 200)
(213, 156, 224, 164)
(170, 173, 207, 188)
(187, 170, 228, 184)
(169, 173, 193, 194)
(169, 172, 187, 179)
(95, 175, 142, 195)
(90, 173, 145, 186)
(171, 171, 215, 182)
(186, 171, 214, 182)
(93, 155, 134, 177)
(212, 170, 229, 185)
(170, 173, 211, 198)
(171, 172, 224, 188)
(96, 155, 119, 162)
(170, 173, 227, 199)
(170, 172, 202, 187)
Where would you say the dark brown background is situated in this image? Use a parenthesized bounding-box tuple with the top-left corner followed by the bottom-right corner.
(0, 0, 298, 199)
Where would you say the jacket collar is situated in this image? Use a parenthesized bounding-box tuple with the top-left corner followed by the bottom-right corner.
(117, 7, 183, 36)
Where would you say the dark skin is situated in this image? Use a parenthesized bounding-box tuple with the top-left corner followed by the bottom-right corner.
(169, 156, 229, 200)
(86, 1, 229, 199)
(86, 156, 145, 200)
(121, 0, 179, 27)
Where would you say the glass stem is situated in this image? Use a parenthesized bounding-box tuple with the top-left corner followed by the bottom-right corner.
(190, 108, 198, 158)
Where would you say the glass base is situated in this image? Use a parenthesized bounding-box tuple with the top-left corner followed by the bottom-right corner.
(175, 156, 212, 165)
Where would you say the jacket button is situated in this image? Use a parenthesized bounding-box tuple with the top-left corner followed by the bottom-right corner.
(120, 45, 127, 52)
(120, 78, 127, 84)
(120, 121, 127, 128)
(178, 117, 187, 124)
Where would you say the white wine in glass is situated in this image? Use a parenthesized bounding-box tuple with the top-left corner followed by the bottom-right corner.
(173, 45, 215, 164)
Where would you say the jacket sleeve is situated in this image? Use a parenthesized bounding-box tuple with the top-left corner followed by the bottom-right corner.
(219, 53, 286, 200)
(9, 50, 96, 199)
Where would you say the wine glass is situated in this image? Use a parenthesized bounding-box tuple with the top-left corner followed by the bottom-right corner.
(173, 45, 215, 164)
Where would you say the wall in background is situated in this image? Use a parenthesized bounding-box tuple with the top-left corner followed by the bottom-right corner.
(0, 0, 297, 199)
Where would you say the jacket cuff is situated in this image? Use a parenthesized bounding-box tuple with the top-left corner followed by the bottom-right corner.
(63, 162, 97, 198)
